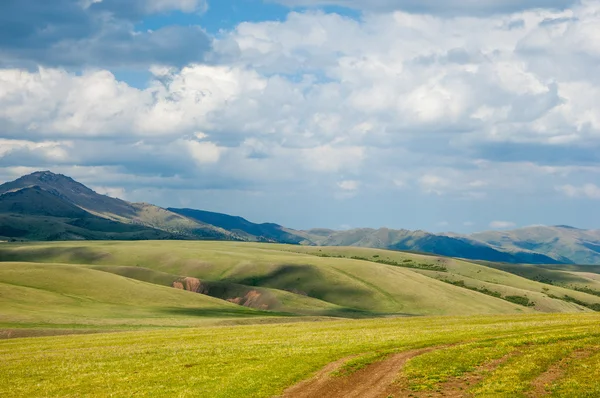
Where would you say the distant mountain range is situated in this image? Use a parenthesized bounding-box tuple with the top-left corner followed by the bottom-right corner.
(1, 171, 600, 265)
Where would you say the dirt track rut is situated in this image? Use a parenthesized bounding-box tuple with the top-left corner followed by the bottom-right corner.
(280, 347, 437, 398)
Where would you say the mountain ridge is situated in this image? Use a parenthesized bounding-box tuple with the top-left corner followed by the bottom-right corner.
(1, 171, 599, 265)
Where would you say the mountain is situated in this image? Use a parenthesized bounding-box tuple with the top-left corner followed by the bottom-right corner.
(0, 186, 175, 241)
(296, 228, 561, 264)
(1, 170, 599, 265)
(168, 208, 305, 244)
(471, 225, 600, 265)
(0, 171, 235, 241)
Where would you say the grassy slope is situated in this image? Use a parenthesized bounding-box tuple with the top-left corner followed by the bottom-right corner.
(0, 241, 532, 317)
(0, 262, 271, 327)
(0, 214, 174, 241)
(285, 246, 600, 312)
(90, 265, 357, 317)
(476, 261, 600, 293)
(1, 314, 599, 397)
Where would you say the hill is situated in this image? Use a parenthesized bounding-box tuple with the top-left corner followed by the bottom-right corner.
(0, 261, 268, 327)
(3, 241, 600, 321)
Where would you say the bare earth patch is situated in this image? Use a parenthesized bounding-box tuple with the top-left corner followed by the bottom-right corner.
(280, 347, 438, 398)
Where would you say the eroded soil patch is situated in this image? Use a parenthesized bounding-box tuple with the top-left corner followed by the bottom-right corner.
(281, 347, 439, 398)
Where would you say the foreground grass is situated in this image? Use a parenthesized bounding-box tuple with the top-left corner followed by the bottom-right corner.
(1, 314, 600, 397)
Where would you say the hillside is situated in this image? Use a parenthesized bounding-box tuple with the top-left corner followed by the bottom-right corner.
(3, 241, 600, 320)
(472, 225, 600, 265)
(0, 171, 234, 240)
(0, 187, 175, 241)
(0, 262, 266, 327)
(168, 208, 304, 244)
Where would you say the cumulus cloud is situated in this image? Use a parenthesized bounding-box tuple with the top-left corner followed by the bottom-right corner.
(557, 184, 600, 199)
(271, 0, 577, 15)
(0, 0, 210, 68)
(2, 1, 600, 230)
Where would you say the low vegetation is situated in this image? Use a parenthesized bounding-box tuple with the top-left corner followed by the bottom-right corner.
(1, 241, 600, 396)
(1, 314, 600, 397)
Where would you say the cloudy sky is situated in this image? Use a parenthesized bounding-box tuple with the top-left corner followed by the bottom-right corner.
(1, 0, 599, 232)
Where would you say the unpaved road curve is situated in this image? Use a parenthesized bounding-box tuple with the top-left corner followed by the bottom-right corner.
(280, 347, 437, 398)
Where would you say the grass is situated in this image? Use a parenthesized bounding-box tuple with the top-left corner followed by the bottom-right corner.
(400, 326, 600, 395)
(552, 350, 600, 397)
(0, 241, 541, 317)
(472, 337, 599, 396)
(1, 314, 600, 397)
(0, 262, 275, 327)
(2, 242, 600, 396)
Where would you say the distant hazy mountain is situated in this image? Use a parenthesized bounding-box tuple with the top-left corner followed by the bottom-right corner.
(295, 228, 561, 264)
(471, 225, 600, 265)
(168, 208, 305, 244)
(1, 171, 599, 265)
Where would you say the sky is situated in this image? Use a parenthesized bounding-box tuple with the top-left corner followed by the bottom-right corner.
(1, 0, 600, 233)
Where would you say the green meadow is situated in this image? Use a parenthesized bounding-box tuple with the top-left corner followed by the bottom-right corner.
(2, 314, 600, 397)
(1, 241, 600, 396)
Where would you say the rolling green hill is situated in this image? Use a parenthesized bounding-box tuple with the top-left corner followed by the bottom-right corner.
(3, 241, 600, 325)
(0, 262, 268, 327)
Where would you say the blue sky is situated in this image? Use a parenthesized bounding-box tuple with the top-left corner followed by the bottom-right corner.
(0, 0, 599, 233)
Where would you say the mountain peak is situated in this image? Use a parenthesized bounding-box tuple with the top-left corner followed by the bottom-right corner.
(9, 170, 78, 186)
(0, 170, 140, 219)
(553, 225, 581, 230)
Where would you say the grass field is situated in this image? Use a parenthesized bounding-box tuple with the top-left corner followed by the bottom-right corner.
(1, 314, 600, 397)
(2, 241, 600, 396)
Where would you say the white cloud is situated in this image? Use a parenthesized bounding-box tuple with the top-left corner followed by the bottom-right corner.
(91, 186, 127, 199)
(144, 0, 208, 13)
(338, 180, 360, 191)
(0, 139, 72, 161)
(490, 221, 517, 229)
(271, 0, 576, 15)
(186, 140, 222, 165)
(2, 1, 600, 222)
(557, 184, 600, 199)
(419, 174, 450, 195)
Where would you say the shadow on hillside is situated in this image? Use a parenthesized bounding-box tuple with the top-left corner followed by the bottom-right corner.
(160, 307, 289, 318)
(0, 246, 111, 264)
(223, 264, 373, 305)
